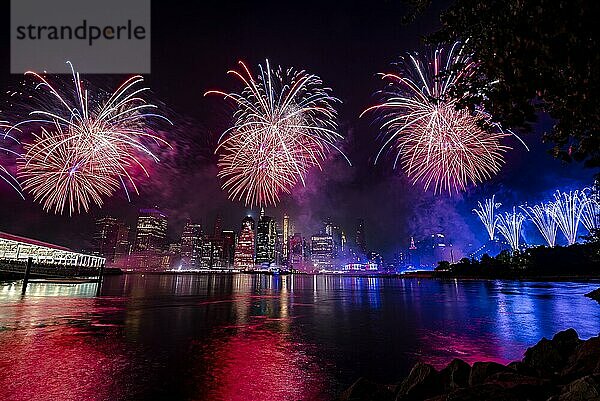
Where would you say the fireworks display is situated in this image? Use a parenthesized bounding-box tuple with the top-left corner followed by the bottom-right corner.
(550, 190, 586, 245)
(207, 60, 348, 207)
(19, 126, 120, 214)
(473, 195, 501, 240)
(496, 207, 525, 251)
(580, 188, 600, 232)
(364, 42, 523, 194)
(13, 62, 171, 215)
(520, 203, 558, 247)
(0, 121, 23, 196)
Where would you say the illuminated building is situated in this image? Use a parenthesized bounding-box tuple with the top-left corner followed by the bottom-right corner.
(282, 213, 290, 263)
(275, 230, 284, 265)
(222, 230, 236, 267)
(162, 242, 181, 269)
(0, 231, 104, 268)
(256, 208, 276, 265)
(113, 225, 130, 266)
(289, 233, 304, 269)
(234, 216, 255, 270)
(408, 236, 420, 268)
(310, 232, 334, 270)
(325, 218, 343, 258)
(180, 221, 202, 269)
(200, 239, 225, 269)
(93, 217, 129, 266)
(134, 208, 168, 252)
(355, 218, 366, 256)
(199, 216, 228, 269)
(130, 208, 168, 271)
(343, 262, 378, 271)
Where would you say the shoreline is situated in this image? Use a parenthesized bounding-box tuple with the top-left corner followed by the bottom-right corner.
(122, 270, 600, 282)
(3, 268, 600, 283)
(337, 328, 600, 401)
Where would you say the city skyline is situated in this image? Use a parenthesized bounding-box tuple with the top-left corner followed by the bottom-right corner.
(0, 0, 597, 260)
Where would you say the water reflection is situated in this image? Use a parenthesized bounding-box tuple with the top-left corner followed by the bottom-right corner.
(0, 274, 598, 401)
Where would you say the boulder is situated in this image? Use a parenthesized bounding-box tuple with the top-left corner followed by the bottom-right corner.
(484, 371, 554, 400)
(551, 329, 583, 360)
(522, 338, 565, 377)
(439, 359, 471, 391)
(562, 336, 600, 379)
(469, 362, 512, 386)
(445, 384, 521, 401)
(337, 377, 395, 401)
(585, 288, 600, 304)
(557, 375, 600, 401)
(396, 363, 442, 400)
(485, 371, 547, 388)
(507, 361, 538, 377)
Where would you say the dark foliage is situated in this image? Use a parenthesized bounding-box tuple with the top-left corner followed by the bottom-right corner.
(422, 0, 600, 168)
(436, 241, 600, 278)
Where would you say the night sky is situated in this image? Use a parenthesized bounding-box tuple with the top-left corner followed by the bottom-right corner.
(0, 1, 596, 257)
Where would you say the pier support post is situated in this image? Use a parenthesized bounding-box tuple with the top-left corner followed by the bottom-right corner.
(96, 262, 106, 296)
(21, 257, 33, 295)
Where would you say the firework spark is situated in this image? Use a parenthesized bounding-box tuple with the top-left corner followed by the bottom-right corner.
(206, 60, 348, 207)
(0, 121, 23, 196)
(13, 62, 171, 215)
(580, 188, 600, 233)
(496, 207, 525, 252)
(550, 190, 586, 245)
(520, 203, 558, 247)
(473, 195, 501, 240)
(19, 126, 120, 214)
(363, 42, 525, 194)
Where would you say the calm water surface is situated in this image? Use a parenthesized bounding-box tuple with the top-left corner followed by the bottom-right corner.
(0, 274, 599, 401)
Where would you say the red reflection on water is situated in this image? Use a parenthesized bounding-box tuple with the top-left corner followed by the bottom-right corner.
(191, 325, 329, 401)
(0, 301, 132, 401)
(415, 330, 514, 369)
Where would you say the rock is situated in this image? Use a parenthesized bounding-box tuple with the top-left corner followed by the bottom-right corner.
(552, 329, 583, 359)
(469, 362, 512, 386)
(439, 359, 471, 391)
(485, 371, 547, 388)
(396, 362, 442, 400)
(507, 361, 538, 377)
(523, 338, 565, 377)
(338, 377, 396, 401)
(522, 329, 583, 379)
(557, 375, 600, 401)
(562, 336, 600, 379)
(445, 384, 521, 401)
(585, 288, 600, 304)
(485, 371, 555, 400)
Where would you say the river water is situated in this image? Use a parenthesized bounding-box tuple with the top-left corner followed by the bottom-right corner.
(0, 274, 599, 401)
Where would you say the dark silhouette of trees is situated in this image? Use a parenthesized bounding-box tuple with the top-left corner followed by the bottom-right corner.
(412, 0, 600, 167)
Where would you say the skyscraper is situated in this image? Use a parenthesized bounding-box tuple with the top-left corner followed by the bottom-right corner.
(234, 216, 255, 270)
(256, 208, 276, 265)
(221, 230, 236, 267)
(311, 231, 334, 270)
(198, 215, 227, 269)
(113, 224, 130, 266)
(324, 218, 343, 258)
(180, 221, 202, 269)
(131, 208, 168, 270)
(289, 233, 304, 270)
(282, 213, 290, 263)
(94, 217, 128, 265)
(135, 208, 168, 252)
